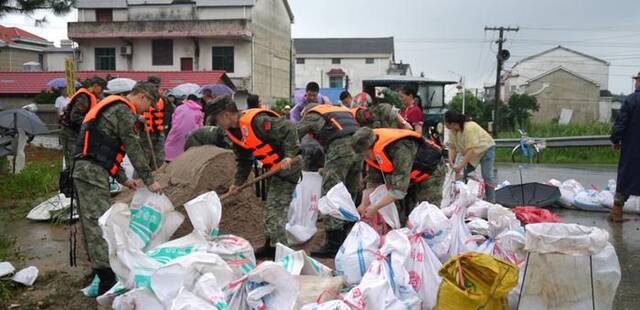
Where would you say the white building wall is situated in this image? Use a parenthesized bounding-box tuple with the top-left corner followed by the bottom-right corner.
(77, 9, 95, 22)
(295, 54, 392, 94)
(77, 38, 128, 71)
(77, 8, 127, 22)
(198, 7, 251, 20)
(510, 48, 609, 90)
(129, 38, 197, 71)
(199, 39, 251, 76)
(44, 53, 73, 71)
(113, 9, 128, 21)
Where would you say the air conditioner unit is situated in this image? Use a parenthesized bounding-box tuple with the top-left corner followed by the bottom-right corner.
(120, 45, 132, 55)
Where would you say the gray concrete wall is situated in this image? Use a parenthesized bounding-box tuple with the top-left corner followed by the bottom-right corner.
(0, 47, 41, 71)
(251, 0, 292, 100)
(527, 70, 600, 123)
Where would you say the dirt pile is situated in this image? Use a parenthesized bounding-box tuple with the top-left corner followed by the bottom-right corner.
(113, 145, 266, 246)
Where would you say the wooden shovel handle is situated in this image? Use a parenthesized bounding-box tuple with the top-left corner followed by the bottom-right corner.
(219, 155, 301, 201)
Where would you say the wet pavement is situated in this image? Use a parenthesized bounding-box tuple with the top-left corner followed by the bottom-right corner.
(497, 163, 640, 309)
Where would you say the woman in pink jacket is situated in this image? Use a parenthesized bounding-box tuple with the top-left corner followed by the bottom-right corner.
(164, 94, 204, 161)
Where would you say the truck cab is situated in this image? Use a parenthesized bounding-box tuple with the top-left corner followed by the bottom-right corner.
(362, 75, 456, 137)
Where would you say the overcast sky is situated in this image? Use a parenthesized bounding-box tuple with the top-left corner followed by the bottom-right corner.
(3, 0, 639, 96)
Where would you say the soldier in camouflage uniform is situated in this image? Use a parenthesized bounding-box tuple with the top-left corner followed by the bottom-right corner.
(184, 126, 230, 151)
(72, 82, 163, 294)
(352, 101, 413, 130)
(352, 127, 445, 225)
(296, 103, 361, 257)
(59, 77, 106, 165)
(208, 97, 301, 259)
(139, 76, 167, 168)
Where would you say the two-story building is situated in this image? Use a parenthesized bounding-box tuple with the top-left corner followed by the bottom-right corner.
(0, 25, 53, 71)
(503, 45, 610, 99)
(67, 0, 294, 102)
(294, 37, 405, 94)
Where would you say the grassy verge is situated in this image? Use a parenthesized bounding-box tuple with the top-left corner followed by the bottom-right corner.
(496, 146, 618, 165)
(498, 122, 612, 138)
(0, 148, 61, 307)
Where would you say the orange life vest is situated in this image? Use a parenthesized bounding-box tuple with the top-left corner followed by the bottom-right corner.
(61, 88, 98, 132)
(307, 105, 359, 147)
(77, 95, 138, 176)
(226, 108, 284, 171)
(143, 97, 165, 132)
(366, 128, 443, 183)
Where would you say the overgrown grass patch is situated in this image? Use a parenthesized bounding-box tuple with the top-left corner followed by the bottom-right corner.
(498, 122, 612, 138)
(0, 161, 61, 207)
(496, 146, 618, 165)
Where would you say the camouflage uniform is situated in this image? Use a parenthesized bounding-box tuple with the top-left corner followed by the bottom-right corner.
(231, 113, 301, 247)
(72, 101, 154, 269)
(353, 102, 399, 129)
(364, 138, 445, 224)
(139, 128, 165, 169)
(297, 112, 362, 231)
(300, 134, 324, 172)
(59, 92, 101, 164)
(184, 126, 230, 151)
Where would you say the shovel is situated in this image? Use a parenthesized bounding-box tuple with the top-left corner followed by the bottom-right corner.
(219, 155, 302, 201)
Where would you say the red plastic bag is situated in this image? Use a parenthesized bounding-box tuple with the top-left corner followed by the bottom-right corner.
(512, 207, 561, 225)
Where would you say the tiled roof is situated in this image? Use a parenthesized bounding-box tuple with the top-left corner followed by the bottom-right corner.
(294, 37, 394, 55)
(0, 25, 49, 45)
(0, 71, 234, 95)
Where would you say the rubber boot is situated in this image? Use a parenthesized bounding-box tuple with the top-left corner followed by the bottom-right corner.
(311, 229, 347, 258)
(608, 202, 625, 222)
(254, 239, 276, 260)
(96, 268, 117, 295)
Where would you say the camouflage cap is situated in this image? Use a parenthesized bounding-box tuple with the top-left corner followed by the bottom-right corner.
(89, 76, 107, 87)
(351, 127, 376, 154)
(204, 95, 236, 117)
(132, 81, 159, 108)
(147, 75, 162, 86)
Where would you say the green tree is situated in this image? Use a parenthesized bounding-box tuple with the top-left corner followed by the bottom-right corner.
(1, 0, 75, 21)
(448, 90, 483, 122)
(507, 94, 539, 129)
(271, 98, 291, 114)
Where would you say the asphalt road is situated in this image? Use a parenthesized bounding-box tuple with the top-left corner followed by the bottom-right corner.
(496, 163, 639, 309)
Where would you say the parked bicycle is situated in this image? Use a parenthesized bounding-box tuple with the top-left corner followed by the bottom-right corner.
(511, 129, 545, 164)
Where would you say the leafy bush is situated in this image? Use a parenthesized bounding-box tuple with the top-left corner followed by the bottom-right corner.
(33, 90, 59, 105)
(271, 98, 292, 114)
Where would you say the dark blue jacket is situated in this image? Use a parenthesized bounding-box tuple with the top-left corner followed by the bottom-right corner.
(611, 90, 640, 195)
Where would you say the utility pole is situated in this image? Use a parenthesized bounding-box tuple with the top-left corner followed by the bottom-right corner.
(485, 26, 518, 136)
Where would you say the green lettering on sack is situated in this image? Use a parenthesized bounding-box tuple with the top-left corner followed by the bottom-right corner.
(146, 246, 194, 264)
(129, 205, 162, 246)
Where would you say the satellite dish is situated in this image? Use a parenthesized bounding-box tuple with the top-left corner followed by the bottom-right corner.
(498, 49, 511, 61)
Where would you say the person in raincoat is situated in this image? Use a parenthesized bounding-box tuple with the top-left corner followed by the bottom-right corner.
(290, 82, 329, 122)
(610, 72, 640, 222)
(164, 94, 204, 162)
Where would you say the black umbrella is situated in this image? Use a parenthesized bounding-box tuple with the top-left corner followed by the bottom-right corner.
(496, 182, 561, 208)
(0, 108, 49, 135)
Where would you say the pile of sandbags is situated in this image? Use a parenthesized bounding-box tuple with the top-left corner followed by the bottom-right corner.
(303, 169, 621, 310)
(91, 188, 342, 309)
(548, 178, 640, 213)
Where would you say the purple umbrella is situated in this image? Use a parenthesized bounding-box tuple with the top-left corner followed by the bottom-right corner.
(46, 78, 80, 89)
(198, 84, 234, 97)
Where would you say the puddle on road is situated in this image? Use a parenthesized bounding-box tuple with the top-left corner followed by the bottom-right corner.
(6, 219, 90, 275)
